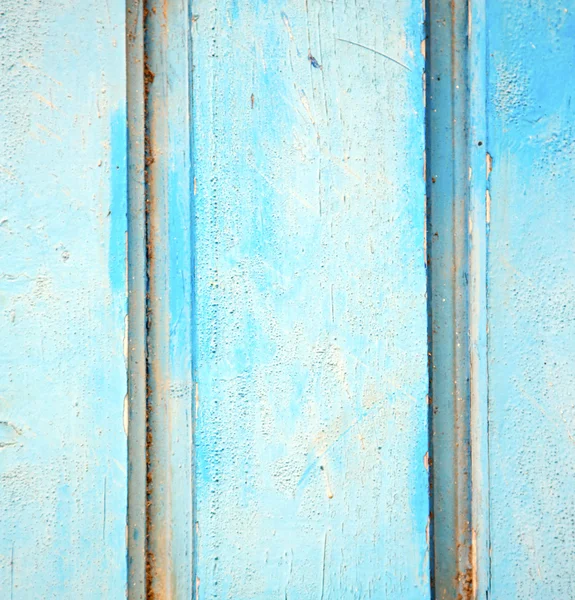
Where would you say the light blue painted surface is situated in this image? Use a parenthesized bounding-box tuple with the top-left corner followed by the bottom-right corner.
(3, 2, 573, 598)
(428, 1, 575, 597)
(486, 1, 575, 597)
(0, 1, 128, 598)
(191, 1, 429, 597)
(467, 1, 490, 595)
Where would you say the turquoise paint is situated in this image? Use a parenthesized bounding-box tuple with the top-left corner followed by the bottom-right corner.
(109, 109, 129, 296)
(486, 1, 575, 597)
(191, 1, 429, 598)
(467, 0, 490, 595)
(0, 1, 127, 598)
(2, 2, 573, 598)
(428, 0, 575, 597)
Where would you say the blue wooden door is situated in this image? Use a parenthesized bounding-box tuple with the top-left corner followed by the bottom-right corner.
(427, 0, 575, 598)
(1, 1, 573, 598)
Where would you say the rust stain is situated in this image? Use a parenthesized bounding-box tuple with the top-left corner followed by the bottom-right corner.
(143, 2, 175, 596)
(144, 5, 156, 598)
(454, 543, 474, 600)
(146, 98, 173, 600)
(486, 152, 493, 179)
(471, 527, 478, 596)
(456, 564, 474, 599)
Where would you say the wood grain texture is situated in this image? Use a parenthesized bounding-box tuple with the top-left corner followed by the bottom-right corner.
(485, 1, 575, 597)
(0, 1, 128, 597)
(190, 1, 429, 597)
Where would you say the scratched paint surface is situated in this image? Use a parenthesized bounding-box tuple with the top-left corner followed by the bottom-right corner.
(486, 1, 575, 597)
(191, 1, 428, 597)
(0, 2, 128, 597)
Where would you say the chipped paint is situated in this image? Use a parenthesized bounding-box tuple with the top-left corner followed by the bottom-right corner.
(429, 1, 575, 598)
(486, 1, 575, 597)
(4, 2, 571, 598)
(191, 1, 429, 597)
(0, 0, 128, 596)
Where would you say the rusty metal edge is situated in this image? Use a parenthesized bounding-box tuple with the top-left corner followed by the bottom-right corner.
(427, 0, 491, 598)
(127, 0, 147, 598)
(144, 0, 171, 595)
(143, 1, 194, 598)
(427, 0, 473, 597)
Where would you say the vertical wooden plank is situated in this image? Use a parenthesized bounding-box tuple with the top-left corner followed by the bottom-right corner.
(467, 0, 490, 596)
(485, 1, 575, 597)
(127, 0, 147, 597)
(191, 1, 429, 598)
(0, 1, 128, 597)
(145, 0, 194, 597)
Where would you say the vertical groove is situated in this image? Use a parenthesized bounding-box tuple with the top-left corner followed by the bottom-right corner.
(424, 1, 436, 595)
(143, 0, 155, 594)
(427, 0, 480, 597)
(428, 0, 491, 597)
(127, 0, 147, 597)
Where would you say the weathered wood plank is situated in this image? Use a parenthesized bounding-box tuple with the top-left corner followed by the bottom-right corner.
(144, 1, 194, 597)
(0, 1, 128, 597)
(486, 2, 575, 597)
(191, 1, 429, 597)
(127, 0, 147, 597)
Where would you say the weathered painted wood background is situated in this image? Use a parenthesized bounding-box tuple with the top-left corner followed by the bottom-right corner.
(2, 0, 575, 599)
(428, 0, 575, 598)
(0, 0, 128, 597)
(190, 0, 429, 598)
(485, 1, 575, 597)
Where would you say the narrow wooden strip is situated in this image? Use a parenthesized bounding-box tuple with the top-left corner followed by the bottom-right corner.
(467, 0, 490, 596)
(144, 0, 194, 596)
(127, 0, 148, 597)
